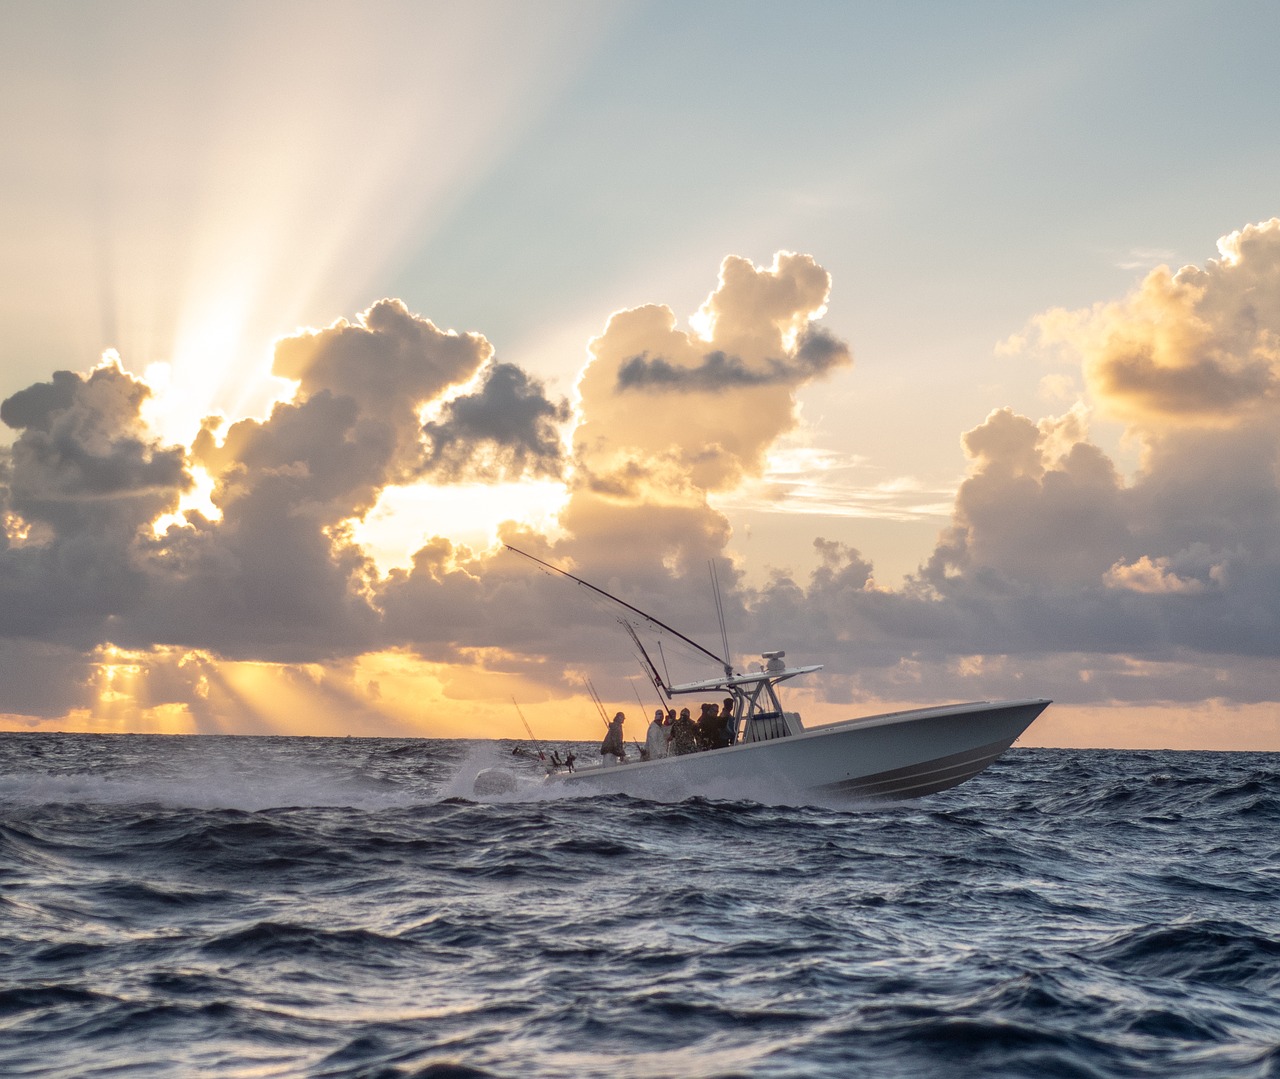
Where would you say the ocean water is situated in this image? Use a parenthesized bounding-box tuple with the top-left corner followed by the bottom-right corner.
(1, 734, 1277, 1079)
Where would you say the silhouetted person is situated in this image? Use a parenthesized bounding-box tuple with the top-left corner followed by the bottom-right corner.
(600, 712, 627, 763)
(696, 702, 722, 750)
(717, 697, 736, 748)
(669, 708, 698, 755)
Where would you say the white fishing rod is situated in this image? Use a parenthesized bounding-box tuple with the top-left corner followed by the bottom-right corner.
(510, 697, 549, 762)
(583, 677, 610, 728)
(629, 677, 662, 757)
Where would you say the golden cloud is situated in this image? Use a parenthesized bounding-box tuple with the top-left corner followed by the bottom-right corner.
(1029, 218, 1280, 429)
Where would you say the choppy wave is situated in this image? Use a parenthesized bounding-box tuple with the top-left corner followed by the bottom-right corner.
(1, 734, 1277, 1078)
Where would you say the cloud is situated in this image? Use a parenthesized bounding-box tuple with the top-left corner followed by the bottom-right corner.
(136, 300, 501, 660)
(574, 252, 852, 497)
(1, 361, 187, 540)
(269, 297, 493, 481)
(5, 237, 1280, 741)
(376, 253, 855, 690)
(0, 360, 188, 645)
(616, 326, 849, 393)
(922, 406, 1129, 591)
(1029, 218, 1280, 428)
(0, 300, 515, 666)
(421, 361, 569, 481)
(711, 223, 1280, 724)
(1104, 555, 1208, 595)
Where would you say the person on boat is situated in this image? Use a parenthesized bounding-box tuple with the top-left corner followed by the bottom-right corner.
(669, 708, 698, 755)
(717, 697, 737, 748)
(600, 712, 627, 763)
(696, 702, 722, 750)
(646, 709, 668, 760)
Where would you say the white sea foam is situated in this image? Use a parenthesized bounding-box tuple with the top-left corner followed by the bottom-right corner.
(0, 765, 417, 813)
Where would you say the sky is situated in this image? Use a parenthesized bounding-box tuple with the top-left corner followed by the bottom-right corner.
(2, 0, 1279, 749)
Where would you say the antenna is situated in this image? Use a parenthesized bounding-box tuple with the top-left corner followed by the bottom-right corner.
(657, 640, 672, 687)
(709, 558, 733, 677)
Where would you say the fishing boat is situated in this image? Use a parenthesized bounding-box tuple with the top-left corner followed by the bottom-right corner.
(481, 547, 1050, 803)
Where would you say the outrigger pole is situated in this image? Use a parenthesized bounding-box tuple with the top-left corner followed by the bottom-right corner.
(504, 544, 734, 680)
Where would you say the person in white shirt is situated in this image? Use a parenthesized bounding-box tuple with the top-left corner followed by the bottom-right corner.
(645, 709, 668, 760)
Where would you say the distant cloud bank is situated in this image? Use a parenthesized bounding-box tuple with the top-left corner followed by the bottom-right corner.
(3, 229, 1280, 739)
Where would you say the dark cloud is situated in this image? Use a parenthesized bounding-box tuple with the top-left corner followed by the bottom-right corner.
(0, 640, 98, 718)
(0, 362, 188, 646)
(1096, 340, 1274, 418)
(2, 363, 187, 539)
(421, 361, 569, 481)
(616, 327, 850, 394)
(0, 370, 79, 431)
(922, 407, 1130, 591)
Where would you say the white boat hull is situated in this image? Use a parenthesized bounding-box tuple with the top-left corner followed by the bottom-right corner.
(546, 699, 1050, 802)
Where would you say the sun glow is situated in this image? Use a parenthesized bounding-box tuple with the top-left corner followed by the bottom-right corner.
(96, 644, 143, 704)
(151, 465, 222, 536)
(351, 479, 570, 575)
(45, 5, 617, 460)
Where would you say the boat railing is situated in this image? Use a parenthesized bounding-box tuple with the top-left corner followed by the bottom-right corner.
(741, 711, 793, 743)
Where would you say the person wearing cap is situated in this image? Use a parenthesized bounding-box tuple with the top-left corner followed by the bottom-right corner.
(645, 708, 668, 760)
(600, 711, 627, 764)
(668, 707, 698, 755)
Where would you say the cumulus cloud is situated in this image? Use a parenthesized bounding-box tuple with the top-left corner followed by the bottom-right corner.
(1029, 218, 1280, 428)
(421, 361, 569, 481)
(737, 222, 1280, 716)
(574, 251, 851, 498)
(921, 406, 1129, 591)
(274, 300, 489, 422)
(380, 252, 853, 687)
(0, 300, 532, 669)
(1, 361, 187, 540)
(139, 300, 500, 660)
(0, 361, 188, 647)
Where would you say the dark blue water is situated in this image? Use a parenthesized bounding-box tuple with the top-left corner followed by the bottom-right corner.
(1, 734, 1277, 1078)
